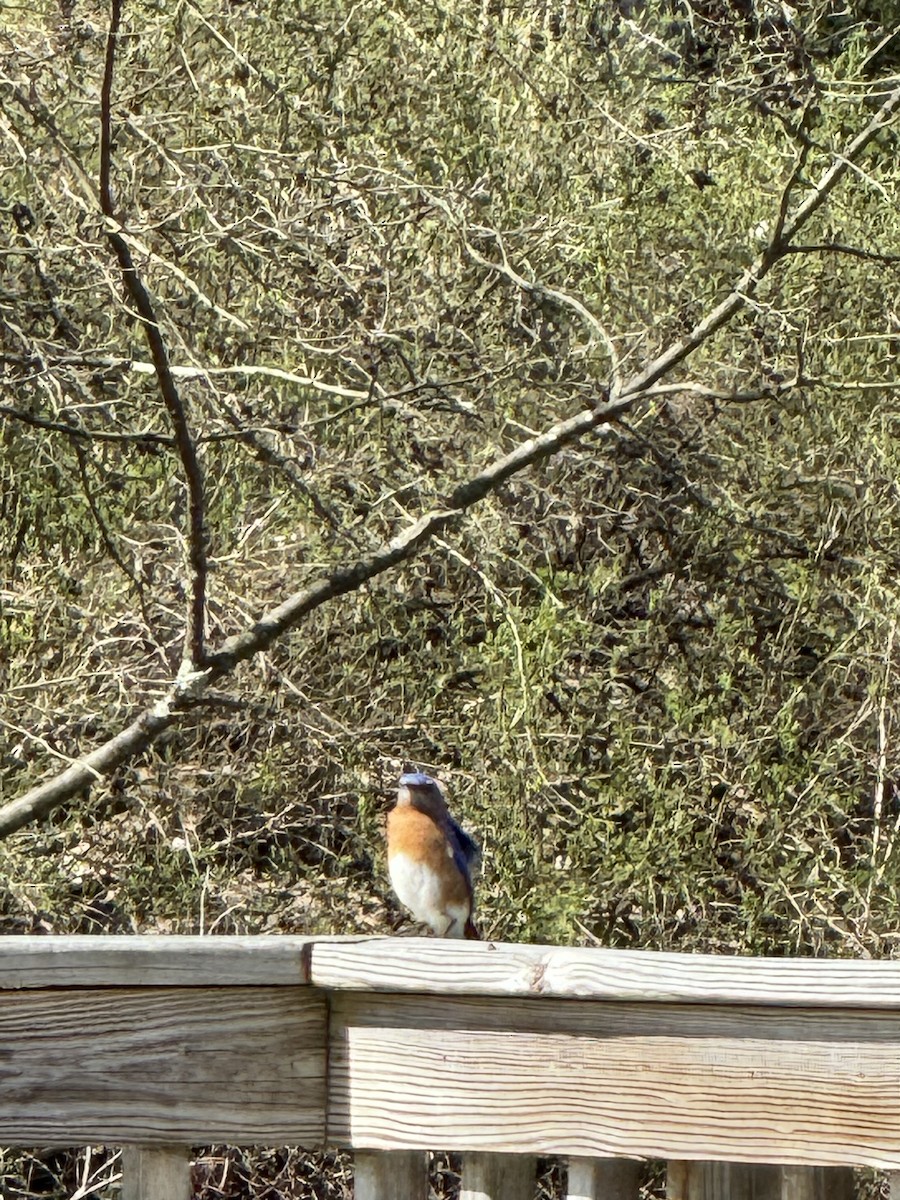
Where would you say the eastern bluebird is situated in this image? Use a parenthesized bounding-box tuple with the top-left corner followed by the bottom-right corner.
(387, 771, 481, 939)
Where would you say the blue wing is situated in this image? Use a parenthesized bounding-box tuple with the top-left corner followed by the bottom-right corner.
(448, 817, 481, 874)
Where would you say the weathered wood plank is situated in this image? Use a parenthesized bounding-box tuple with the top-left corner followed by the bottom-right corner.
(354, 1150, 428, 1199)
(0, 934, 324, 988)
(328, 991, 900, 1166)
(310, 938, 900, 1008)
(0, 987, 325, 1144)
(120, 1147, 191, 1200)
(460, 1152, 536, 1199)
(8, 936, 900, 1009)
(780, 1167, 854, 1200)
(666, 1162, 781, 1200)
(567, 1157, 641, 1200)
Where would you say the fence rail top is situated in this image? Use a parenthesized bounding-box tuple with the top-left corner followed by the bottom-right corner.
(0, 934, 323, 988)
(4, 934, 900, 1006)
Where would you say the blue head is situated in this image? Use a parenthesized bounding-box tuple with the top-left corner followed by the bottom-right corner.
(399, 771, 437, 789)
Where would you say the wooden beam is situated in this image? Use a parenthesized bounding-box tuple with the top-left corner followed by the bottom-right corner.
(460, 1152, 536, 1200)
(0, 934, 323, 988)
(310, 938, 900, 1008)
(328, 991, 900, 1166)
(354, 1151, 428, 1199)
(6, 936, 900, 1009)
(0, 987, 325, 1144)
(567, 1157, 641, 1200)
(120, 1147, 191, 1200)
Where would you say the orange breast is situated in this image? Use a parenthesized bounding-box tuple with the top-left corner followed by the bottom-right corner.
(387, 806, 472, 909)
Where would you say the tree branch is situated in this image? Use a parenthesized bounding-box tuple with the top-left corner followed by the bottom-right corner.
(100, 0, 209, 670)
(784, 242, 900, 264)
(1, 85, 898, 840)
(0, 391, 628, 838)
(204, 393, 627, 674)
(621, 84, 900, 399)
(0, 708, 178, 839)
(0, 403, 175, 446)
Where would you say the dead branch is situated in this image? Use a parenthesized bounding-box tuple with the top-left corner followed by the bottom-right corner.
(0, 707, 179, 839)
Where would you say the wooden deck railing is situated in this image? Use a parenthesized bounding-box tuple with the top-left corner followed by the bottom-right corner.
(4, 935, 900, 1199)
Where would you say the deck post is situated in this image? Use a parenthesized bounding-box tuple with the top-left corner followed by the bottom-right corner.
(566, 1157, 641, 1199)
(780, 1167, 854, 1200)
(120, 1147, 191, 1200)
(668, 1165, 856, 1200)
(460, 1152, 537, 1200)
(667, 1162, 782, 1199)
(353, 1150, 428, 1199)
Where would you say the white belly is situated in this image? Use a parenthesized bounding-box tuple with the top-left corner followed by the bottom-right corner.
(388, 852, 469, 937)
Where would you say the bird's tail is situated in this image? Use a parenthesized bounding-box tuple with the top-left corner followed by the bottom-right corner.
(464, 917, 480, 940)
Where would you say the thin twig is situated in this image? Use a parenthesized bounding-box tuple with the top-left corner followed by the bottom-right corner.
(767, 100, 816, 258)
(784, 242, 900, 264)
(0, 403, 174, 445)
(621, 84, 900, 399)
(100, 0, 209, 670)
(1, 84, 898, 839)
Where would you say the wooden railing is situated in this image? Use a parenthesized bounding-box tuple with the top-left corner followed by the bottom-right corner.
(4, 935, 900, 1199)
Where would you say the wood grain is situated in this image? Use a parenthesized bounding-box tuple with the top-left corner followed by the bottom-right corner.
(667, 1163, 782, 1200)
(0, 986, 325, 1144)
(459, 1152, 537, 1200)
(120, 1147, 191, 1200)
(353, 1151, 428, 1199)
(9, 936, 900, 1011)
(328, 991, 900, 1166)
(567, 1157, 641, 1200)
(0, 934, 322, 988)
(780, 1168, 854, 1200)
(310, 938, 900, 1008)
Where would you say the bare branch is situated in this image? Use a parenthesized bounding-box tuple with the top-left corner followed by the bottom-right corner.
(0, 352, 372, 403)
(784, 242, 900, 264)
(421, 183, 622, 391)
(766, 99, 818, 259)
(0, 707, 177, 838)
(1, 84, 898, 840)
(0, 403, 174, 445)
(461, 226, 622, 391)
(621, 85, 900, 399)
(0, 391, 628, 837)
(115, 228, 251, 332)
(641, 381, 795, 404)
(100, 0, 209, 670)
(205, 392, 627, 674)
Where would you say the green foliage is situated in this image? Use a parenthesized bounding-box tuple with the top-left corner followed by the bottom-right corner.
(3, 3, 900, 1196)
(2, 0, 900, 964)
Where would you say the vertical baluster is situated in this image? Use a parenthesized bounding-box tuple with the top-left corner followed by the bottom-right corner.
(566, 1157, 641, 1200)
(120, 1147, 191, 1200)
(667, 1161, 781, 1200)
(460, 1152, 538, 1200)
(354, 1150, 428, 1200)
(781, 1167, 854, 1200)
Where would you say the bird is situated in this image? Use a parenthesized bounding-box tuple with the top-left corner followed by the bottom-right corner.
(386, 771, 481, 939)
